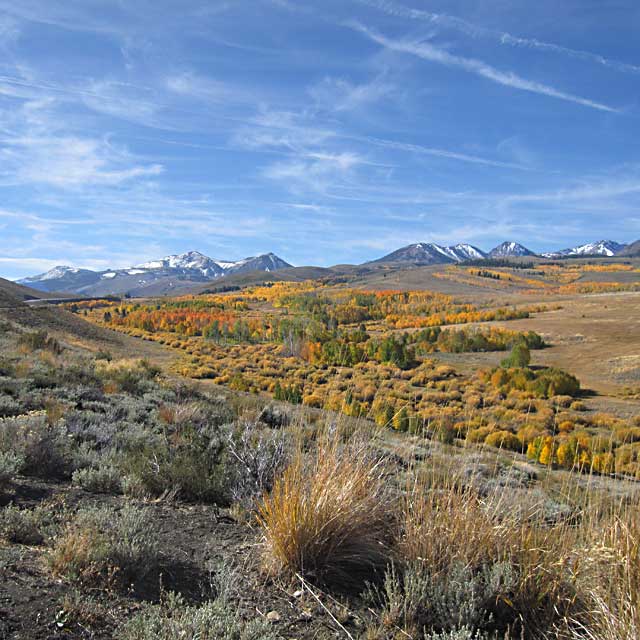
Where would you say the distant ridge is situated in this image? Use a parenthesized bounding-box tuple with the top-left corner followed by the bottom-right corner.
(616, 239, 640, 257)
(18, 251, 292, 297)
(373, 238, 630, 266)
(541, 240, 627, 258)
(371, 242, 486, 265)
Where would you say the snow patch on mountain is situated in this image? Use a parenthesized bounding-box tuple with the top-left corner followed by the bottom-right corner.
(489, 242, 535, 258)
(27, 266, 79, 281)
(17, 250, 292, 295)
(542, 240, 626, 258)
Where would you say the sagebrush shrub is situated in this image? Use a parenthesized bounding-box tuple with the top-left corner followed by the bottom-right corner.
(116, 591, 276, 640)
(72, 464, 123, 494)
(0, 450, 24, 488)
(373, 560, 517, 637)
(120, 423, 229, 503)
(227, 419, 289, 506)
(0, 504, 44, 544)
(48, 505, 159, 587)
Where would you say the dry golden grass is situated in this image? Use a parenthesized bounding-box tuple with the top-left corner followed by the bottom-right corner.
(257, 433, 393, 587)
(256, 418, 640, 637)
(566, 512, 640, 640)
(396, 476, 582, 636)
(48, 523, 106, 583)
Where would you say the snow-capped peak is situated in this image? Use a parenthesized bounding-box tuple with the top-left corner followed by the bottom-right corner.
(570, 240, 625, 257)
(137, 250, 216, 271)
(449, 244, 487, 261)
(489, 242, 535, 258)
(542, 240, 627, 258)
(214, 258, 249, 270)
(33, 266, 79, 281)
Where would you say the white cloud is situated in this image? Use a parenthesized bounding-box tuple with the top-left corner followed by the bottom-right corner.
(351, 135, 531, 170)
(165, 71, 245, 104)
(235, 108, 335, 151)
(80, 79, 162, 126)
(1, 135, 163, 188)
(352, 23, 619, 113)
(359, 0, 640, 76)
(309, 75, 393, 111)
(263, 150, 365, 193)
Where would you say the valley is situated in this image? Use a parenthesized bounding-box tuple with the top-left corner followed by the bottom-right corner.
(61, 257, 640, 475)
(2, 251, 640, 640)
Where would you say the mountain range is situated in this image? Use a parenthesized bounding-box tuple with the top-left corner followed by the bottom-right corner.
(540, 240, 627, 258)
(15, 238, 639, 297)
(372, 239, 633, 265)
(19, 251, 292, 297)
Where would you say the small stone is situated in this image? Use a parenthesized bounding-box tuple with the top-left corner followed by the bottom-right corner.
(292, 589, 304, 598)
(266, 611, 281, 623)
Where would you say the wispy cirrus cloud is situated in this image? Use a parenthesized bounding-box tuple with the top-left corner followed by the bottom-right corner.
(358, 0, 640, 76)
(347, 135, 532, 171)
(308, 75, 394, 112)
(263, 150, 365, 194)
(352, 23, 619, 113)
(0, 134, 163, 188)
(0, 73, 164, 189)
(165, 71, 250, 105)
(234, 106, 530, 171)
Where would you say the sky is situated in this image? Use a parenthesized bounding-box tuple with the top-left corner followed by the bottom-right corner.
(1, 0, 639, 279)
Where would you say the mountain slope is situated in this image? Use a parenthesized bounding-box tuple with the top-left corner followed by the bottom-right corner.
(371, 243, 454, 265)
(222, 252, 292, 274)
(618, 239, 640, 257)
(489, 242, 536, 258)
(19, 267, 103, 293)
(0, 277, 65, 304)
(542, 240, 627, 258)
(372, 243, 486, 265)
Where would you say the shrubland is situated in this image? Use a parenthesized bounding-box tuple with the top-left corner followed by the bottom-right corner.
(2, 277, 639, 639)
(68, 281, 636, 478)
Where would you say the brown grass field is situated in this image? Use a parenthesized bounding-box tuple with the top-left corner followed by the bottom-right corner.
(436, 291, 640, 401)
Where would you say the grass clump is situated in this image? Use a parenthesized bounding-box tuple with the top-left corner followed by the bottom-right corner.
(18, 330, 63, 355)
(367, 478, 581, 639)
(566, 513, 640, 640)
(258, 433, 393, 588)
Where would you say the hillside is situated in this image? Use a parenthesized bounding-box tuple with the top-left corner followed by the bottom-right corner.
(0, 277, 63, 305)
(619, 239, 640, 257)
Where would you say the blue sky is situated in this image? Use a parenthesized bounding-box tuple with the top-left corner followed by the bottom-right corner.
(1, 0, 639, 278)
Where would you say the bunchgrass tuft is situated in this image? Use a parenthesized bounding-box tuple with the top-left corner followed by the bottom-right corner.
(258, 431, 393, 588)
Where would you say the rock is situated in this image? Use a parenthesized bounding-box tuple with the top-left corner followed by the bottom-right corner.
(266, 611, 281, 623)
(293, 589, 304, 598)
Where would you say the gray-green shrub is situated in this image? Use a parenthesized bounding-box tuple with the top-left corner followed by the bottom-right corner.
(116, 592, 276, 640)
